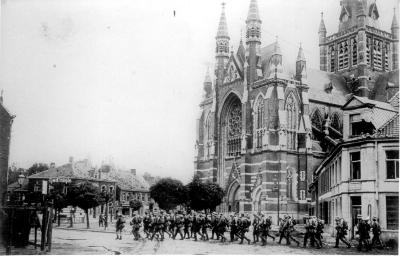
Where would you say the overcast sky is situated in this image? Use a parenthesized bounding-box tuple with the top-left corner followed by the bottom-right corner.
(0, 0, 397, 183)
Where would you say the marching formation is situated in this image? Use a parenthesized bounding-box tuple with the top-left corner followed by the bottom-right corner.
(111, 210, 384, 251)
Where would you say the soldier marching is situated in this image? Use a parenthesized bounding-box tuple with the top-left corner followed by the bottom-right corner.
(113, 211, 386, 251)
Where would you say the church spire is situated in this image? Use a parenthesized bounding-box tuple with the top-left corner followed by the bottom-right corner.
(247, 0, 261, 22)
(318, 12, 326, 34)
(392, 8, 399, 30)
(215, 3, 230, 83)
(296, 43, 307, 81)
(245, 0, 262, 84)
(216, 3, 229, 39)
(203, 67, 212, 98)
(297, 43, 305, 62)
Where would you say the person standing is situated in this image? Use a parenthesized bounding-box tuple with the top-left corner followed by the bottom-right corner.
(183, 214, 192, 239)
(115, 214, 125, 240)
(99, 213, 104, 227)
(173, 214, 185, 240)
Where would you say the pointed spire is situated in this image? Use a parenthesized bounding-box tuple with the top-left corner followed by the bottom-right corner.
(392, 7, 399, 29)
(247, 0, 261, 22)
(297, 43, 306, 62)
(272, 36, 282, 56)
(204, 67, 212, 84)
(217, 2, 229, 38)
(319, 12, 327, 33)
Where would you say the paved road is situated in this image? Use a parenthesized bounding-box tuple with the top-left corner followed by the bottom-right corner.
(48, 228, 397, 255)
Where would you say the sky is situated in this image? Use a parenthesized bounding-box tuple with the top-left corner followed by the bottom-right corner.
(0, 0, 398, 183)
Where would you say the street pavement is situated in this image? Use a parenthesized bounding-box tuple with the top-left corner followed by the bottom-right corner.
(47, 228, 397, 255)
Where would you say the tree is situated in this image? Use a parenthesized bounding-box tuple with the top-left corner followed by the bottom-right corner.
(67, 182, 102, 228)
(129, 199, 143, 214)
(26, 163, 49, 177)
(187, 175, 224, 212)
(48, 183, 69, 226)
(149, 178, 187, 211)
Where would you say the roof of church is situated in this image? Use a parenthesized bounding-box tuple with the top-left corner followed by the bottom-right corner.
(259, 41, 349, 106)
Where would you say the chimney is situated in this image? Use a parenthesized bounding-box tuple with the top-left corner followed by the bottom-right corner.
(50, 162, 56, 168)
(69, 156, 74, 164)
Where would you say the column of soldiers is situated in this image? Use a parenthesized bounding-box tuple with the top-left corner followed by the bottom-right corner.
(119, 211, 384, 251)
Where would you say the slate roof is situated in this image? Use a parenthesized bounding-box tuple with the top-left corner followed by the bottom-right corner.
(343, 95, 398, 130)
(28, 159, 112, 183)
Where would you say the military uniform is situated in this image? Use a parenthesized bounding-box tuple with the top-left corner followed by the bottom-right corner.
(252, 215, 261, 243)
(173, 214, 184, 240)
(285, 217, 300, 246)
(357, 216, 371, 251)
(143, 213, 151, 238)
(370, 217, 383, 249)
(183, 215, 192, 239)
(238, 215, 251, 244)
(314, 218, 324, 248)
(334, 217, 351, 248)
(230, 215, 238, 242)
(115, 215, 125, 240)
(130, 214, 142, 240)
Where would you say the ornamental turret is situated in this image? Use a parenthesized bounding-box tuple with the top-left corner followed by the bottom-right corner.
(246, 0, 262, 84)
(215, 3, 230, 84)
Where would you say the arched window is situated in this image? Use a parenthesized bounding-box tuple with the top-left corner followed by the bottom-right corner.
(330, 113, 342, 134)
(204, 113, 213, 158)
(254, 96, 265, 149)
(226, 99, 242, 157)
(286, 93, 298, 150)
(311, 110, 324, 140)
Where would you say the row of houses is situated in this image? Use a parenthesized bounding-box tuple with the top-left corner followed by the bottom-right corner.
(12, 157, 160, 217)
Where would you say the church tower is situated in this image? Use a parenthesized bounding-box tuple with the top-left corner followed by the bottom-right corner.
(215, 3, 230, 85)
(319, 13, 328, 72)
(245, 0, 262, 85)
(391, 8, 399, 70)
(319, 0, 398, 97)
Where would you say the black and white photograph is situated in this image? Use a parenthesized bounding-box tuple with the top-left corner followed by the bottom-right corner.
(0, 0, 399, 255)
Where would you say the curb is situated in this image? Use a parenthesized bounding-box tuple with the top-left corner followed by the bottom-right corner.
(54, 226, 115, 234)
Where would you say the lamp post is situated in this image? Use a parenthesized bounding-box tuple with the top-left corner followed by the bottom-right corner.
(17, 174, 26, 202)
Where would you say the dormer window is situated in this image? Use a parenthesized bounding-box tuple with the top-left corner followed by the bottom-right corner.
(350, 113, 374, 136)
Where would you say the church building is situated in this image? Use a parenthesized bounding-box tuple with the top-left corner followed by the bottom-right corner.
(194, 0, 399, 223)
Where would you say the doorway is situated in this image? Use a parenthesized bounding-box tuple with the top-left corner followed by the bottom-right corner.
(351, 196, 361, 239)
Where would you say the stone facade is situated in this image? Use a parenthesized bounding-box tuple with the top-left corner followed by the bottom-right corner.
(194, 0, 398, 223)
(0, 95, 14, 206)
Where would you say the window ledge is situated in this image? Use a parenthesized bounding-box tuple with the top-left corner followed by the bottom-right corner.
(384, 179, 399, 182)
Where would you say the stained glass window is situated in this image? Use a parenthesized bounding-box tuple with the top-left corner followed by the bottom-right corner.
(286, 94, 297, 150)
(254, 96, 265, 149)
(227, 102, 242, 156)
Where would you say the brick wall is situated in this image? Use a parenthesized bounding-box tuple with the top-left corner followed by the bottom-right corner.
(0, 104, 12, 206)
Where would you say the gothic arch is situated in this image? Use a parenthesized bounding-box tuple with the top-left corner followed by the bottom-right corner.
(285, 92, 299, 150)
(204, 111, 213, 158)
(330, 112, 342, 133)
(219, 92, 242, 157)
(253, 94, 266, 149)
(252, 185, 263, 213)
(226, 180, 241, 213)
(311, 109, 324, 140)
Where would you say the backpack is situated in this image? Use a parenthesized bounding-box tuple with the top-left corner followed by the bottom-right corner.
(342, 220, 348, 230)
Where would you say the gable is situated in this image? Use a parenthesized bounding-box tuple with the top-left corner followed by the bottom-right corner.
(339, 5, 350, 22)
(368, 3, 379, 20)
(224, 59, 242, 84)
